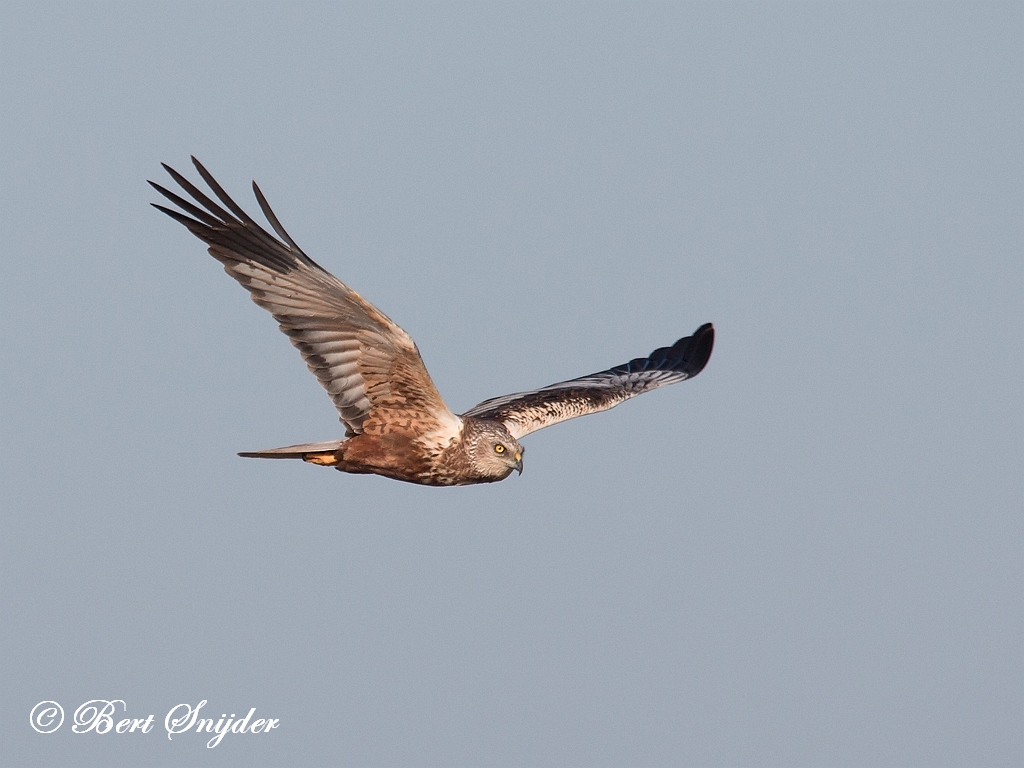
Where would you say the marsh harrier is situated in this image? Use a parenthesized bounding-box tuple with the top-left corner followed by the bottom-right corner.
(151, 159, 714, 486)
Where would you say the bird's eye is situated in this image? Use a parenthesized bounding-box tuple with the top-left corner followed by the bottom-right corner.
(494, 444, 505, 454)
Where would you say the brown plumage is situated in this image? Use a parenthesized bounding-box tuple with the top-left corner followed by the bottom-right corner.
(151, 158, 714, 486)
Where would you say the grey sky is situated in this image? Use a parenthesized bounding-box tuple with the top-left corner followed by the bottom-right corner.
(2, 3, 1021, 766)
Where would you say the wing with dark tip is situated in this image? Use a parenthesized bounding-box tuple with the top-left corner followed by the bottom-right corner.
(150, 157, 460, 439)
(462, 324, 714, 439)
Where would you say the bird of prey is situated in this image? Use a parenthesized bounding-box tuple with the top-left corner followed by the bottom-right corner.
(150, 158, 714, 486)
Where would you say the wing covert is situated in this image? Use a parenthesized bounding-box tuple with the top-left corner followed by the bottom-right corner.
(462, 324, 713, 439)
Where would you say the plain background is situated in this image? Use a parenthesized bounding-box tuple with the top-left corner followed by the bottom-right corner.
(2, 3, 1021, 766)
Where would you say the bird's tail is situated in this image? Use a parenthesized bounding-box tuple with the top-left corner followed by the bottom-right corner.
(238, 440, 345, 463)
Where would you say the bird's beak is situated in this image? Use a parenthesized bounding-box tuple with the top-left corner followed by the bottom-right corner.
(514, 453, 523, 475)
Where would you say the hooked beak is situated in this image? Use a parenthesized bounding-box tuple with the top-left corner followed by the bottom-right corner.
(514, 452, 523, 475)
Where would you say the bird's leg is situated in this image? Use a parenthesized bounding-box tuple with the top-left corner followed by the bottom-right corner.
(303, 452, 339, 466)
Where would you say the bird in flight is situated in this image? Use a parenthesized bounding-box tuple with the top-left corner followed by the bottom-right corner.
(150, 158, 714, 486)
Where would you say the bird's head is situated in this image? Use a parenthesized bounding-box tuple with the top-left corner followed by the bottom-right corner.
(465, 418, 524, 481)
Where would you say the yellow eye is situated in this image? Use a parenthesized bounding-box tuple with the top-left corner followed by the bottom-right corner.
(494, 444, 505, 454)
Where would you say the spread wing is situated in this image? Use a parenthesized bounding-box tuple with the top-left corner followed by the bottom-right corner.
(150, 157, 459, 438)
(462, 324, 714, 439)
